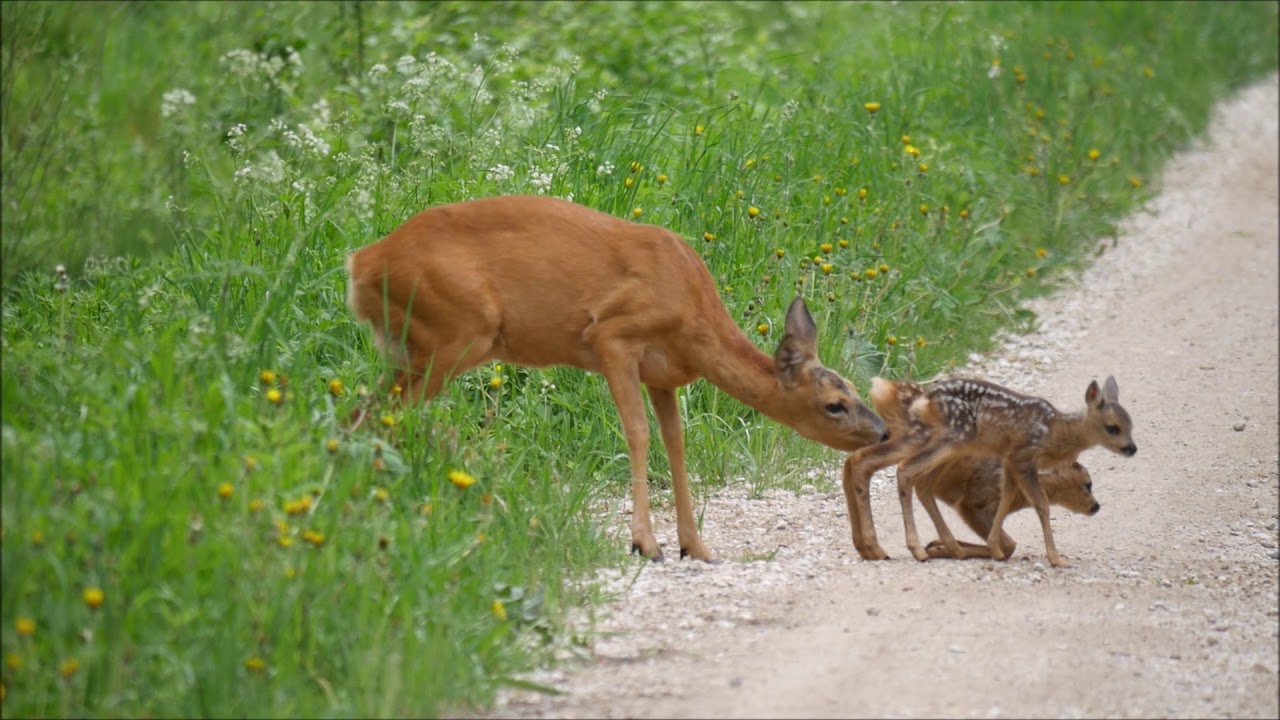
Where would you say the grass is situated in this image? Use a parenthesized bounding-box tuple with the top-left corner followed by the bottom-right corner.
(2, 0, 1277, 716)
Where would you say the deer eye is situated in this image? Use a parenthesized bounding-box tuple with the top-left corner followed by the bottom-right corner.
(1104, 424, 1121, 436)
(824, 402, 848, 415)
(1085, 482, 1093, 492)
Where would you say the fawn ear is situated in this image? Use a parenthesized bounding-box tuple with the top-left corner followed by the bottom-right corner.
(1102, 375, 1120, 402)
(774, 297, 818, 387)
(1085, 380, 1102, 407)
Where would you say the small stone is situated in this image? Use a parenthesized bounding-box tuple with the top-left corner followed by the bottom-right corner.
(866, 607, 881, 616)
(1232, 422, 1246, 432)
(729, 676, 743, 688)
(1252, 663, 1271, 674)
(948, 645, 965, 654)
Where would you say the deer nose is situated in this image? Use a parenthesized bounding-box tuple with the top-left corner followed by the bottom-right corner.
(1122, 444, 1137, 456)
(1089, 502, 1101, 515)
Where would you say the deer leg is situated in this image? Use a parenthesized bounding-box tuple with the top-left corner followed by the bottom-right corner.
(986, 462, 1021, 562)
(648, 386, 711, 562)
(842, 439, 911, 561)
(599, 351, 662, 561)
(1008, 456, 1067, 568)
(898, 442, 966, 562)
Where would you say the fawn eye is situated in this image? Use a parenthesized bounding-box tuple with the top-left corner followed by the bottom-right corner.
(1104, 424, 1121, 436)
(1085, 482, 1093, 492)
(824, 402, 848, 415)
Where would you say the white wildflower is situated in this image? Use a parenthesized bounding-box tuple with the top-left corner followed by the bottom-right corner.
(596, 161, 615, 177)
(988, 62, 1002, 80)
(369, 63, 389, 81)
(160, 88, 196, 118)
(396, 54, 417, 76)
(226, 123, 248, 154)
(530, 170, 553, 193)
(220, 48, 261, 80)
(486, 164, 515, 183)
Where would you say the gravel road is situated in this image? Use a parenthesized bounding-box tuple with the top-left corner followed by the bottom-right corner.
(490, 75, 1279, 719)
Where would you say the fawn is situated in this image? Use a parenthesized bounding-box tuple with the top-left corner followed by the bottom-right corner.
(346, 195, 887, 562)
(842, 375, 1135, 568)
(909, 457, 1099, 560)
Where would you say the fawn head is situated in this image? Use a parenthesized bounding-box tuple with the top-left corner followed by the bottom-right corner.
(1046, 461, 1101, 516)
(772, 297, 887, 451)
(1085, 376, 1136, 457)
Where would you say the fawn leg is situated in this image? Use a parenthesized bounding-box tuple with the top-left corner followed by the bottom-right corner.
(987, 461, 1021, 562)
(842, 439, 914, 560)
(899, 442, 967, 562)
(1008, 456, 1068, 568)
(648, 387, 711, 562)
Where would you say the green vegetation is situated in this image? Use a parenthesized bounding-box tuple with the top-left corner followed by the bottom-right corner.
(2, 1, 1275, 716)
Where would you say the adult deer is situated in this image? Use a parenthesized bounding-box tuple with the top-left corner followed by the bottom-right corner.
(843, 376, 1135, 568)
(346, 195, 887, 562)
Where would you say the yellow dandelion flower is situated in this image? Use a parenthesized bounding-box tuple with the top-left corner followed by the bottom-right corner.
(1025, 166, 1041, 176)
(373, 456, 387, 472)
(838, 239, 849, 248)
(744, 158, 756, 168)
(735, 189, 745, 199)
(864, 101, 881, 113)
(1087, 148, 1101, 161)
(960, 209, 970, 219)
(373, 487, 390, 503)
(886, 335, 898, 346)
(1129, 176, 1143, 188)
(381, 414, 397, 428)
(259, 370, 277, 385)
(449, 469, 477, 489)
(390, 383, 403, 398)
(694, 125, 704, 136)
(1035, 247, 1048, 258)
(748, 206, 760, 218)
(326, 438, 340, 455)
(31, 529, 43, 546)
(328, 378, 345, 397)
(489, 376, 503, 389)
(756, 323, 769, 335)
(918, 163, 928, 173)
(1141, 66, 1154, 78)
(904, 144, 920, 157)
(879, 263, 890, 273)
(1025, 268, 1037, 277)
(919, 204, 929, 216)
(916, 336, 927, 348)
(476, 531, 487, 544)
(820, 263, 834, 275)
(820, 243, 833, 253)
(900, 134, 911, 144)
(244, 455, 258, 472)
(812, 174, 823, 182)
(703, 232, 716, 242)
(284, 566, 296, 579)
(491, 599, 508, 621)
(419, 501, 433, 516)
(16, 617, 35, 637)
(774, 174, 782, 182)
(277, 534, 294, 548)
(59, 658, 80, 678)
(248, 498, 265, 513)
(624, 177, 634, 188)
(823, 195, 831, 206)
(302, 529, 325, 546)
(629, 161, 642, 173)
(218, 482, 234, 500)
(858, 188, 868, 200)
(657, 174, 668, 185)
(245, 656, 266, 672)
(265, 388, 283, 405)
(834, 187, 847, 196)
(632, 207, 643, 218)
(865, 268, 878, 279)
(840, 217, 849, 226)
(775, 248, 786, 258)
(1058, 175, 1070, 185)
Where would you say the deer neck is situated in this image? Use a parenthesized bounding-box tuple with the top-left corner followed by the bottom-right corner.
(697, 327, 792, 420)
(1038, 409, 1090, 467)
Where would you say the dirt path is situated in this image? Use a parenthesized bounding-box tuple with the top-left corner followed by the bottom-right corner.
(492, 75, 1279, 719)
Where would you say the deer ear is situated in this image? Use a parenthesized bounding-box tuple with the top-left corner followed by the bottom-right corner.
(1085, 380, 1101, 406)
(1102, 375, 1120, 402)
(774, 297, 817, 387)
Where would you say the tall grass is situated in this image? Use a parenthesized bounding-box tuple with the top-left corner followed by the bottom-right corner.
(2, 1, 1276, 716)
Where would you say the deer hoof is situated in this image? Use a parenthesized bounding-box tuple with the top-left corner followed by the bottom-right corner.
(631, 543, 665, 562)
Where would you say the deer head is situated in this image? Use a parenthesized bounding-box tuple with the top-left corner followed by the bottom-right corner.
(1085, 376, 1137, 457)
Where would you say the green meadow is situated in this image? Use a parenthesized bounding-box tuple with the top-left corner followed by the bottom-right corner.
(2, 1, 1276, 716)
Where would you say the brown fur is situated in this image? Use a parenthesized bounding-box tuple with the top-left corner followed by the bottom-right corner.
(843, 375, 1135, 568)
(346, 195, 886, 562)
(912, 458, 1099, 559)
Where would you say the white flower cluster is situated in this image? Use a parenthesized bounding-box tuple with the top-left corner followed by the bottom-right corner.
(160, 88, 196, 119)
(486, 164, 515, 182)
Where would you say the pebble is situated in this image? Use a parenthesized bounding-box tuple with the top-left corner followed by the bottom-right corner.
(1233, 421, 1246, 431)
